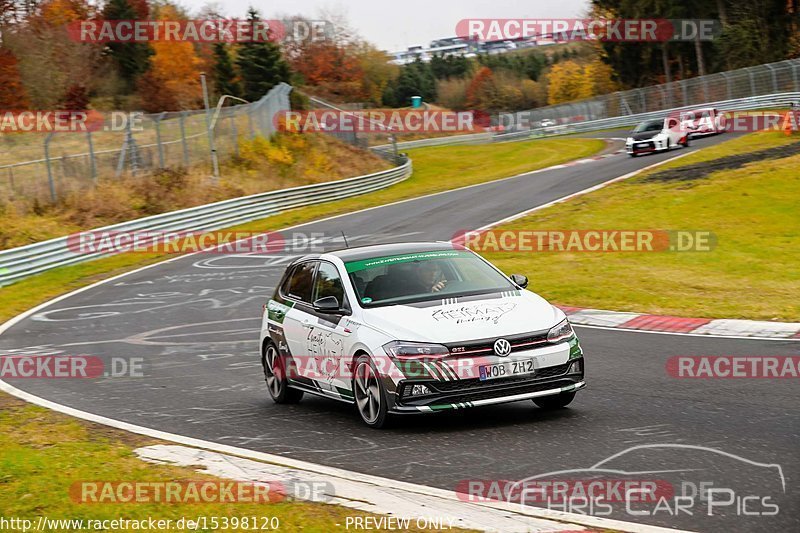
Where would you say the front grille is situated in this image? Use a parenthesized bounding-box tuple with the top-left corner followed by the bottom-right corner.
(445, 330, 549, 356)
(431, 362, 571, 392)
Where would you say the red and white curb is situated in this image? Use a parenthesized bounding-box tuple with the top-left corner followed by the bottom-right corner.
(558, 305, 800, 340)
(540, 149, 626, 170)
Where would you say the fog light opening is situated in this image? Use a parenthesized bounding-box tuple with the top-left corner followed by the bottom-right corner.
(568, 360, 583, 374)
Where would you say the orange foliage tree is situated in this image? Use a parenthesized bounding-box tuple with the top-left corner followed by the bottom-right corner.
(0, 48, 30, 108)
(137, 5, 203, 111)
(290, 41, 367, 101)
(465, 67, 497, 111)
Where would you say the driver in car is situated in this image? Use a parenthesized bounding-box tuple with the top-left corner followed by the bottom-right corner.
(416, 261, 447, 292)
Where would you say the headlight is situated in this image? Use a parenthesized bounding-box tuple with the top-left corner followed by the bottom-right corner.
(383, 341, 449, 360)
(547, 319, 574, 343)
(626, 137, 633, 145)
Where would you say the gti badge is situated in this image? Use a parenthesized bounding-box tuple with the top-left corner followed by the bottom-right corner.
(493, 338, 511, 357)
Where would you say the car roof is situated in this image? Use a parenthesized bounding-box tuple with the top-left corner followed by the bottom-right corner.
(326, 241, 465, 263)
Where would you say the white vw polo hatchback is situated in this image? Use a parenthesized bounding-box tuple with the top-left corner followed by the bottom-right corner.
(259, 242, 585, 428)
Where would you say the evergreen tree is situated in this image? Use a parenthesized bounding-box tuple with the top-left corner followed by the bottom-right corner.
(212, 42, 242, 100)
(102, 0, 153, 93)
(236, 7, 291, 101)
(387, 59, 437, 106)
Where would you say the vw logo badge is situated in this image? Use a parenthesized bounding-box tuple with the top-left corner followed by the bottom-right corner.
(493, 338, 511, 357)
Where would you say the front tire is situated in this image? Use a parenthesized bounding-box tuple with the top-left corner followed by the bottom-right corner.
(533, 391, 576, 410)
(353, 354, 390, 428)
(263, 343, 303, 404)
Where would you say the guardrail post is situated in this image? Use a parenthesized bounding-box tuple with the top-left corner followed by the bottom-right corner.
(86, 130, 97, 183)
(44, 133, 57, 202)
(179, 112, 190, 166)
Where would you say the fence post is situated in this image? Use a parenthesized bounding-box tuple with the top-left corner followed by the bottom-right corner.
(721, 72, 732, 100)
(200, 73, 220, 180)
(44, 133, 57, 202)
(230, 113, 239, 157)
(179, 112, 190, 166)
(765, 64, 778, 93)
(247, 106, 256, 138)
(792, 61, 800, 91)
(154, 113, 166, 168)
(747, 67, 756, 95)
(86, 130, 97, 183)
(7, 166, 14, 195)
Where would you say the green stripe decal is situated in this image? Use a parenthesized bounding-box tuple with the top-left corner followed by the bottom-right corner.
(267, 299, 293, 324)
(345, 250, 469, 273)
(569, 337, 583, 359)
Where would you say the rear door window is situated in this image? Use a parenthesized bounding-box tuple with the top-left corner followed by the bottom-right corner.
(284, 261, 317, 303)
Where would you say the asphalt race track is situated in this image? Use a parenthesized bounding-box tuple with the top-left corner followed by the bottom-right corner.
(2, 134, 798, 532)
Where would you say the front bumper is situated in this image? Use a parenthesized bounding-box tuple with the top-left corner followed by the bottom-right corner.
(627, 139, 662, 154)
(391, 356, 585, 413)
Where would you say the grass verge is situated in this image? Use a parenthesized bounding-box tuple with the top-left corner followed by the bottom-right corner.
(481, 131, 800, 321)
(0, 136, 604, 324)
(0, 394, 475, 532)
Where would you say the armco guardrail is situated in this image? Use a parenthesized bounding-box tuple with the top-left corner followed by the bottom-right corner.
(494, 92, 800, 142)
(371, 132, 493, 153)
(0, 157, 412, 287)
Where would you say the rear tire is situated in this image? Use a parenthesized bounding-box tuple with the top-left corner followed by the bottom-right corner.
(263, 343, 303, 404)
(533, 391, 576, 410)
(353, 354, 390, 428)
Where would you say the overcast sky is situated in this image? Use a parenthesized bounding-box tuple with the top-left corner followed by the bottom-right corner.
(179, 0, 590, 51)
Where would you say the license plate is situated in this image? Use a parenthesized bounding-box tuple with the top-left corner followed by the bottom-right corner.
(635, 143, 647, 148)
(479, 359, 536, 381)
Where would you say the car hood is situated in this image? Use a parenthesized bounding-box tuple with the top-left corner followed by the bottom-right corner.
(360, 291, 563, 343)
(629, 131, 661, 141)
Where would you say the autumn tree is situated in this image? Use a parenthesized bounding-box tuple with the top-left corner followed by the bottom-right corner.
(236, 7, 291, 102)
(356, 44, 397, 106)
(38, 0, 90, 26)
(4, 0, 101, 109)
(0, 47, 29, 108)
(578, 59, 617, 99)
(546, 60, 585, 105)
(136, 4, 202, 111)
(61, 83, 89, 109)
(464, 67, 497, 110)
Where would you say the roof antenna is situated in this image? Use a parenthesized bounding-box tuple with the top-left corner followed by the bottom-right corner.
(340, 231, 350, 248)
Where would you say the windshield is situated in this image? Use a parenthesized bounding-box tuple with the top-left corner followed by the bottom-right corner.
(633, 119, 664, 133)
(345, 250, 516, 307)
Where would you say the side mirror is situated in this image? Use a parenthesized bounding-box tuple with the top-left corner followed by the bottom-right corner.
(510, 274, 528, 289)
(313, 296, 342, 313)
